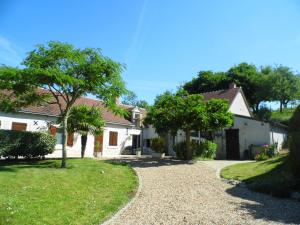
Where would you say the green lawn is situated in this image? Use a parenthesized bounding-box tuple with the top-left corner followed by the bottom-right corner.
(271, 108, 295, 125)
(0, 159, 137, 225)
(221, 156, 299, 197)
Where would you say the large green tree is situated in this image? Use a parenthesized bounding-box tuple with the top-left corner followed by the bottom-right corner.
(0, 41, 127, 167)
(269, 66, 300, 112)
(66, 105, 105, 158)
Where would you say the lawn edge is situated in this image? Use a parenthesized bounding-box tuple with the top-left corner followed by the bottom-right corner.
(100, 166, 142, 225)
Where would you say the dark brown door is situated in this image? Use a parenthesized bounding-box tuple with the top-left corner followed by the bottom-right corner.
(94, 135, 103, 153)
(225, 129, 240, 160)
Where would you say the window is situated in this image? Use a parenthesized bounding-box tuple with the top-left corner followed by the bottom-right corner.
(109, 131, 118, 146)
(144, 139, 151, 148)
(11, 122, 27, 131)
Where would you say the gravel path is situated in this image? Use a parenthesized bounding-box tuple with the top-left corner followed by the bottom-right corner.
(107, 159, 300, 225)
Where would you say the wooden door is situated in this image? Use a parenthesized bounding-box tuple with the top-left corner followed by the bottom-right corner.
(94, 135, 103, 153)
(225, 129, 240, 160)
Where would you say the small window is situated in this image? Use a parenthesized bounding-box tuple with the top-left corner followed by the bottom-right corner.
(11, 122, 27, 131)
(109, 131, 118, 146)
(145, 139, 151, 148)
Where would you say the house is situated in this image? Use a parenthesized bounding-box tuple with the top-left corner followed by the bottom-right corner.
(0, 95, 144, 158)
(0, 84, 287, 159)
(143, 83, 288, 159)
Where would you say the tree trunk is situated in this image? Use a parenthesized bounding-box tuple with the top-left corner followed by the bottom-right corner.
(279, 101, 283, 113)
(81, 134, 87, 158)
(61, 114, 68, 168)
(185, 129, 192, 160)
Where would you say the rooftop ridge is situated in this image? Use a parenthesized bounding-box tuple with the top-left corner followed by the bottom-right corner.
(200, 87, 240, 95)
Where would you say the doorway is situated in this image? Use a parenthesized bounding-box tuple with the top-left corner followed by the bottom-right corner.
(225, 129, 240, 160)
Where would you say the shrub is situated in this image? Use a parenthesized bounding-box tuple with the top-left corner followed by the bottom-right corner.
(198, 140, 217, 159)
(0, 130, 56, 159)
(151, 137, 165, 153)
(288, 105, 300, 178)
(255, 152, 269, 161)
(174, 140, 217, 160)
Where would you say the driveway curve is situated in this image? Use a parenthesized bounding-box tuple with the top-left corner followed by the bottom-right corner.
(106, 159, 300, 225)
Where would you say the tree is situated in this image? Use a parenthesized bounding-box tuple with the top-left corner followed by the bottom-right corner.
(205, 99, 233, 139)
(122, 90, 150, 109)
(0, 41, 127, 167)
(0, 66, 48, 112)
(269, 66, 300, 112)
(66, 105, 104, 158)
(288, 105, 300, 178)
(227, 63, 271, 112)
(183, 71, 229, 94)
(145, 89, 233, 160)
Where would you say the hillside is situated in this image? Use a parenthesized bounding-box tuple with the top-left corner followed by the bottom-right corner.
(270, 108, 295, 125)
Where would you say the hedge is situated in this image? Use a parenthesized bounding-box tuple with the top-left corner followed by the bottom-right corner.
(0, 130, 56, 159)
(289, 105, 300, 178)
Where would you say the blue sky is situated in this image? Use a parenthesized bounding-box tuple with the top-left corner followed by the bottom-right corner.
(1, 0, 300, 104)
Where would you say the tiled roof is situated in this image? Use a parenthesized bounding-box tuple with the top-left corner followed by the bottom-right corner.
(18, 91, 134, 126)
(202, 87, 240, 104)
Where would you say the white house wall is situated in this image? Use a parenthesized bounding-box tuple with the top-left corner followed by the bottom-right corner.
(0, 112, 57, 132)
(270, 126, 287, 150)
(101, 124, 141, 157)
(229, 92, 251, 117)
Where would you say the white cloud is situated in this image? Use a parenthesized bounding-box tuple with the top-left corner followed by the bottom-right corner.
(0, 35, 22, 66)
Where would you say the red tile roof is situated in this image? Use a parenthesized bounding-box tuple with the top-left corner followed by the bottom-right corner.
(202, 87, 240, 104)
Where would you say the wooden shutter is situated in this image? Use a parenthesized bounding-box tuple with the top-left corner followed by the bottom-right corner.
(109, 131, 118, 146)
(67, 133, 74, 147)
(49, 126, 57, 136)
(11, 122, 27, 131)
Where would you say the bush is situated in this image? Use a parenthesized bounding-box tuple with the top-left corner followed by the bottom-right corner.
(0, 130, 56, 159)
(288, 105, 300, 178)
(255, 152, 269, 161)
(151, 137, 165, 153)
(174, 140, 217, 160)
(198, 140, 217, 159)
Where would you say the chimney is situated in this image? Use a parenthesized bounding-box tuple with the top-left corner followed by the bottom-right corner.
(229, 82, 237, 89)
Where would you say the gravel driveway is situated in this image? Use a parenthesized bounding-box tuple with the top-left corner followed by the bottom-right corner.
(105, 159, 300, 225)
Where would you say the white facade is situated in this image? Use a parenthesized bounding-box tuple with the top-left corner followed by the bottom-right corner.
(229, 91, 251, 117)
(0, 111, 142, 158)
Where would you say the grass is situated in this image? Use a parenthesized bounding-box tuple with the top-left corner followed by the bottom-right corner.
(0, 159, 137, 225)
(221, 155, 299, 197)
(271, 108, 295, 125)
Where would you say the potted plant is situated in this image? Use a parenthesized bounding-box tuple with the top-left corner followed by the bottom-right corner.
(151, 137, 165, 158)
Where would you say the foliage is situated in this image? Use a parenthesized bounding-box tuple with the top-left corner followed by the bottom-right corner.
(183, 71, 230, 93)
(254, 152, 269, 161)
(0, 159, 137, 225)
(254, 144, 277, 161)
(183, 63, 300, 113)
(151, 137, 165, 153)
(221, 156, 297, 198)
(254, 107, 272, 121)
(66, 105, 105, 158)
(122, 90, 150, 109)
(271, 107, 295, 125)
(269, 66, 300, 112)
(0, 130, 56, 158)
(197, 140, 217, 159)
(0, 66, 49, 112)
(0, 41, 127, 167)
(146, 89, 232, 160)
(288, 105, 300, 178)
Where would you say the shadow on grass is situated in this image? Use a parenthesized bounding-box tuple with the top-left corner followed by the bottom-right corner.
(225, 157, 300, 224)
(0, 159, 61, 172)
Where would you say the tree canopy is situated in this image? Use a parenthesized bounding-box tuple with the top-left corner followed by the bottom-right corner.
(122, 90, 150, 110)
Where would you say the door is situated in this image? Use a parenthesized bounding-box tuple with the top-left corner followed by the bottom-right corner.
(94, 135, 103, 154)
(225, 129, 240, 160)
(132, 135, 140, 149)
